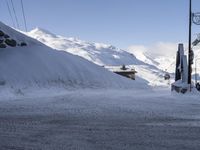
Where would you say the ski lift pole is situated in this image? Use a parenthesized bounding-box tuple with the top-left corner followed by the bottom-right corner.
(188, 0, 192, 91)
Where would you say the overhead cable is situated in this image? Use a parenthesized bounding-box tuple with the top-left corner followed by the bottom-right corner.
(5, 0, 16, 28)
(20, 0, 27, 31)
(10, 0, 20, 29)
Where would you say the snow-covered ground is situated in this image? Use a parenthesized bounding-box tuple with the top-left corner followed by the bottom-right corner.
(0, 88, 200, 150)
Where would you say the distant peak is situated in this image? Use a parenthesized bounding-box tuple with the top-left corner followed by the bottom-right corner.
(30, 27, 45, 33)
(67, 37, 80, 41)
(29, 27, 57, 37)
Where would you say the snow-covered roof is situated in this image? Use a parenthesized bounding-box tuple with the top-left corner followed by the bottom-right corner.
(104, 65, 137, 73)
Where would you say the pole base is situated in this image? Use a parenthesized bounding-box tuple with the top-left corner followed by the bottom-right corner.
(171, 81, 190, 94)
(171, 84, 188, 94)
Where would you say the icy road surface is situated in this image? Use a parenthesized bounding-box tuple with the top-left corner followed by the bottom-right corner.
(0, 89, 200, 150)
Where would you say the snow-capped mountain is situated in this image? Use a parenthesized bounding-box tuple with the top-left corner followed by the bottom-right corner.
(0, 22, 149, 96)
(126, 46, 177, 73)
(128, 43, 200, 83)
(27, 28, 170, 87)
(28, 28, 143, 66)
(126, 48, 159, 66)
(154, 56, 176, 73)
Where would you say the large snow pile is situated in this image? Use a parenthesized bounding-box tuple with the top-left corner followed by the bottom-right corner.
(0, 22, 148, 96)
(27, 28, 168, 87)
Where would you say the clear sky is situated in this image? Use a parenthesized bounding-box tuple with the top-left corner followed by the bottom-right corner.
(0, 0, 200, 49)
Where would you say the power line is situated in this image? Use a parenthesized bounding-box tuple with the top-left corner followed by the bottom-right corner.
(10, 0, 20, 29)
(20, 0, 27, 31)
(5, 0, 16, 28)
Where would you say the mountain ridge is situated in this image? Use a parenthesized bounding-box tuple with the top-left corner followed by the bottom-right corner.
(26, 27, 171, 87)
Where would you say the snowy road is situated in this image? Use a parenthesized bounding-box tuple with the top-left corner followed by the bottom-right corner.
(0, 89, 200, 150)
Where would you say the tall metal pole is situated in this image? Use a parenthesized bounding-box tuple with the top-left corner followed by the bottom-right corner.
(188, 0, 192, 90)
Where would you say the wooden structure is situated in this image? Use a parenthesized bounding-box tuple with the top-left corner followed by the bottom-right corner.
(105, 65, 137, 80)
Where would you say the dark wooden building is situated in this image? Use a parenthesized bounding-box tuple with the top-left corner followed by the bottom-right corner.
(105, 65, 137, 80)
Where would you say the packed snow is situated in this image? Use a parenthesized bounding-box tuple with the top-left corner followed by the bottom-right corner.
(0, 88, 200, 150)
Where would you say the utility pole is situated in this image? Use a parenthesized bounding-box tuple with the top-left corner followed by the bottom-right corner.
(188, 0, 192, 90)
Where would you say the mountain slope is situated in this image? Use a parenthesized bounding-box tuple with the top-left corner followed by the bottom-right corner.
(0, 22, 148, 95)
(28, 28, 143, 66)
(27, 28, 169, 87)
(126, 48, 159, 66)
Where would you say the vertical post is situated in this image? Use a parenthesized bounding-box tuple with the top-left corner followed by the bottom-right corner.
(195, 59, 197, 86)
(188, 0, 192, 90)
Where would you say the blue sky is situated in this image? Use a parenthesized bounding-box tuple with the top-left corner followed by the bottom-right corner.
(0, 0, 200, 49)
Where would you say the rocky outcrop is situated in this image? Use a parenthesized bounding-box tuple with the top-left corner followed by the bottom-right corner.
(0, 30, 27, 48)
